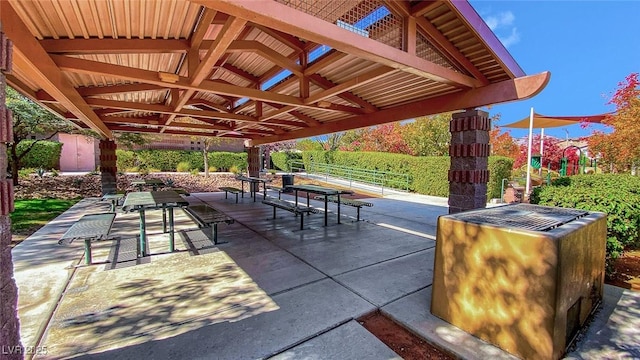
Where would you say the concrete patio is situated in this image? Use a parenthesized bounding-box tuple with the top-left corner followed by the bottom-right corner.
(11, 189, 640, 359)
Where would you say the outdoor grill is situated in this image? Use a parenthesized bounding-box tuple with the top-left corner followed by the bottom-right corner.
(431, 203, 606, 360)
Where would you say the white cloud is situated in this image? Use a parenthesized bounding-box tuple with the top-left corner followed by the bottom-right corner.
(482, 11, 520, 48)
(500, 27, 521, 48)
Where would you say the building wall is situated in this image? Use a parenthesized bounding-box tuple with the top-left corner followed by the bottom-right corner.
(58, 133, 98, 172)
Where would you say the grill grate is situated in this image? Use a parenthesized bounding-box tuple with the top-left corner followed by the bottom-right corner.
(453, 204, 588, 232)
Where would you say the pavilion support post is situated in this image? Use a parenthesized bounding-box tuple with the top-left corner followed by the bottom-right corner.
(247, 146, 260, 191)
(448, 109, 491, 214)
(1, 25, 23, 359)
(99, 140, 117, 195)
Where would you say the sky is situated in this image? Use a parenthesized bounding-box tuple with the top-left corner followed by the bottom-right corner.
(469, 0, 640, 140)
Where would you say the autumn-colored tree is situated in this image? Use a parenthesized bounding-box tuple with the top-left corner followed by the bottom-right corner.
(354, 123, 412, 154)
(296, 138, 324, 151)
(587, 73, 640, 172)
(402, 113, 450, 156)
(514, 134, 576, 171)
(490, 127, 519, 159)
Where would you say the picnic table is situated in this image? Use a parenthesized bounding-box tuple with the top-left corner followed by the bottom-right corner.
(122, 190, 189, 257)
(235, 175, 269, 202)
(131, 178, 166, 191)
(286, 184, 353, 226)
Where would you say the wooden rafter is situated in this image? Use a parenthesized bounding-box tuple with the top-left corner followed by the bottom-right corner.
(383, 0, 489, 85)
(251, 72, 551, 145)
(194, 0, 482, 88)
(1, 2, 112, 138)
(307, 74, 377, 113)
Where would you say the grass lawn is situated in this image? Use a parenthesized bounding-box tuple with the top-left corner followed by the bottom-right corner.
(10, 199, 79, 243)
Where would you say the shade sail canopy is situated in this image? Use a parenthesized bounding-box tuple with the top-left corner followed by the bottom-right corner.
(502, 113, 611, 129)
(2, 0, 548, 145)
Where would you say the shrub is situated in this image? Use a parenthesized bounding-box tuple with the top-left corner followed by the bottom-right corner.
(488, 156, 514, 199)
(208, 166, 218, 172)
(190, 169, 200, 175)
(18, 168, 35, 179)
(270, 151, 302, 172)
(176, 161, 191, 172)
(14, 140, 62, 169)
(209, 152, 247, 171)
(530, 174, 640, 275)
(229, 165, 240, 174)
(116, 149, 136, 170)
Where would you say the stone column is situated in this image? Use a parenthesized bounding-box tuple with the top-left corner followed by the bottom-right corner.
(448, 109, 491, 214)
(99, 139, 117, 195)
(247, 146, 260, 177)
(1, 26, 23, 359)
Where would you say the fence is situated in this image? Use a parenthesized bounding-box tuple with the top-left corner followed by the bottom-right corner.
(288, 160, 410, 195)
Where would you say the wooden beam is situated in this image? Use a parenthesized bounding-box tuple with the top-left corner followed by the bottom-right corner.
(227, 40, 303, 76)
(186, 99, 230, 113)
(304, 66, 395, 105)
(52, 55, 306, 107)
(252, 24, 305, 51)
(250, 72, 550, 145)
(308, 74, 378, 113)
(194, 0, 482, 88)
(384, 0, 488, 85)
(77, 83, 167, 96)
(85, 98, 259, 122)
(40, 38, 190, 54)
(1, 2, 112, 138)
(410, 1, 440, 17)
(220, 63, 259, 85)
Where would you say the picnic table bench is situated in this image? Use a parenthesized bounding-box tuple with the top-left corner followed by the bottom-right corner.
(58, 212, 116, 265)
(265, 185, 284, 199)
(184, 204, 235, 245)
(313, 195, 373, 221)
(219, 186, 243, 203)
(262, 198, 318, 230)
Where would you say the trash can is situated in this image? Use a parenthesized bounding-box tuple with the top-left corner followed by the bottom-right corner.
(281, 174, 294, 192)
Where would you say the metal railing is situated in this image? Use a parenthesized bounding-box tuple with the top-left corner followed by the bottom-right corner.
(288, 160, 410, 195)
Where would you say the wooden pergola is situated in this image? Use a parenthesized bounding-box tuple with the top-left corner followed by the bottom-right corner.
(0, 0, 548, 145)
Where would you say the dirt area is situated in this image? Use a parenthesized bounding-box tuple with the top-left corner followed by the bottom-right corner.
(607, 250, 640, 291)
(359, 311, 453, 360)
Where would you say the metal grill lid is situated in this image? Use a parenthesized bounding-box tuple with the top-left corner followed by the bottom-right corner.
(451, 204, 588, 231)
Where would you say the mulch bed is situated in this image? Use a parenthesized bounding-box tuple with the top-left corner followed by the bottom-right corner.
(359, 311, 454, 360)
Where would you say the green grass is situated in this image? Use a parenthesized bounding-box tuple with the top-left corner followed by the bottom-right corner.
(10, 199, 79, 235)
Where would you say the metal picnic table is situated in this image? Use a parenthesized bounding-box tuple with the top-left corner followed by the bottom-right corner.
(235, 175, 269, 202)
(122, 190, 189, 257)
(286, 184, 353, 226)
(131, 178, 166, 191)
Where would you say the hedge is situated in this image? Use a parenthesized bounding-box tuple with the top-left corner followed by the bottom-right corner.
(530, 174, 640, 273)
(299, 151, 511, 199)
(270, 151, 302, 172)
(115, 149, 246, 172)
(15, 140, 63, 169)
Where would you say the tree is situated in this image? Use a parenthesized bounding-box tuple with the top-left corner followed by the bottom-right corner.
(296, 138, 323, 151)
(5, 87, 80, 185)
(402, 113, 451, 156)
(190, 135, 222, 177)
(490, 128, 519, 159)
(587, 73, 640, 172)
(114, 132, 151, 150)
(513, 134, 572, 171)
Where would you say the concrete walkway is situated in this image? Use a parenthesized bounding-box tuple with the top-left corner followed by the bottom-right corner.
(11, 189, 640, 359)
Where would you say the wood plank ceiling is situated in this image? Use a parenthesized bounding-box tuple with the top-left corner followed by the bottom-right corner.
(1, 0, 549, 145)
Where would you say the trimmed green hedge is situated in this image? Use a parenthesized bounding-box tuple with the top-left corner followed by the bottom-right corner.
(16, 140, 62, 169)
(115, 149, 246, 172)
(299, 151, 511, 199)
(530, 174, 640, 273)
(270, 151, 303, 172)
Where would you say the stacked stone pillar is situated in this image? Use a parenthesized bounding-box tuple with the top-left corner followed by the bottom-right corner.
(448, 109, 491, 214)
(99, 140, 117, 195)
(247, 146, 260, 191)
(1, 26, 23, 359)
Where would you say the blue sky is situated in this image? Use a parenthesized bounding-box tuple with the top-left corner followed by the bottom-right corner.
(470, 0, 640, 140)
